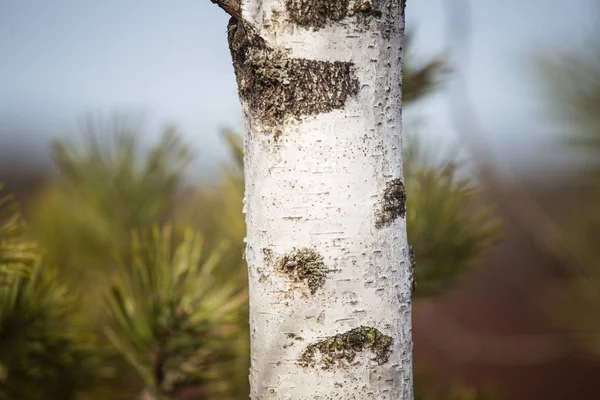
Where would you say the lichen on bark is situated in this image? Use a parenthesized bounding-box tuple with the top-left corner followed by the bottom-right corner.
(349, 0, 382, 17)
(285, 0, 350, 29)
(285, 0, 382, 29)
(278, 248, 328, 294)
(227, 18, 360, 134)
(298, 326, 393, 369)
(375, 178, 406, 229)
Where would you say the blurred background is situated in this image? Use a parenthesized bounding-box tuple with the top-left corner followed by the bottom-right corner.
(1, 0, 600, 399)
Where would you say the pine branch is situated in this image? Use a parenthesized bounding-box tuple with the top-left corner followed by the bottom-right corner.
(210, 0, 242, 20)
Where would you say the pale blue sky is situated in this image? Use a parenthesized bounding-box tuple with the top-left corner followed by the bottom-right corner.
(0, 0, 595, 178)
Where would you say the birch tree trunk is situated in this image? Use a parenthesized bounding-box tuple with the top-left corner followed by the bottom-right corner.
(214, 0, 412, 398)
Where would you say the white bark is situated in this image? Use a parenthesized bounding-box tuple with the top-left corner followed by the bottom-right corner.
(230, 1, 412, 398)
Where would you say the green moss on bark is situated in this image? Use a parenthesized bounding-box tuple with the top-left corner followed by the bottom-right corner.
(299, 326, 392, 369)
(278, 248, 328, 294)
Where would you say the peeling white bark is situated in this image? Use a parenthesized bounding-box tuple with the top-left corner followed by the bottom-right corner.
(236, 1, 412, 398)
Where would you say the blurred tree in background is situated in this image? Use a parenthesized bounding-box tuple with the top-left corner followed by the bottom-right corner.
(0, 32, 502, 399)
(530, 3, 600, 361)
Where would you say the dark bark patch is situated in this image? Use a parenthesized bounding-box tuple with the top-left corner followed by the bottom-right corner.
(283, 332, 305, 349)
(285, 0, 383, 30)
(375, 178, 406, 229)
(262, 248, 275, 265)
(285, 0, 349, 29)
(287, 332, 304, 341)
(298, 326, 392, 369)
(227, 18, 359, 135)
(278, 248, 328, 294)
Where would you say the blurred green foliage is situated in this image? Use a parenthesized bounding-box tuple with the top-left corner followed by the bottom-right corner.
(0, 185, 112, 400)
(33, 115, 192, 283)
(403, 31, 449, 105)
(176, 129, 250, 399)
(0, 33, 501, 400)
(0, 184, 36, 277)
(0, 261, 112, 400)
(404, 136, 502, 297)
(29, 115, 196, 352)
(105, 226, 246, 399)
(2, 115, 245, 399)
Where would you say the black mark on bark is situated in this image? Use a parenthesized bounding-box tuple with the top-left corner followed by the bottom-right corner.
(299, 326, 392, 369)
(408, 245, 416, 295)
(262, 247, 275, 265)
(287, 332, 304, 341)
(375, 178, 406, 229)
